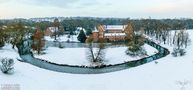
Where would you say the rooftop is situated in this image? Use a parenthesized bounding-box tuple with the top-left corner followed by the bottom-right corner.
(104, 33, 126, 36)
(104, 25, 127, 31)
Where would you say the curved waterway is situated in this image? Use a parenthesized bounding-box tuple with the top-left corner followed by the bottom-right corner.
(17, 39, 170, 74)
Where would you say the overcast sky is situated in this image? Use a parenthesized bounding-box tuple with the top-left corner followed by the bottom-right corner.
(0, 0, 193, 19)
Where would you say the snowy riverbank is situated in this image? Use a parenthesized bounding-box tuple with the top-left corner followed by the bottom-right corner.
(1, 30, 193, 90)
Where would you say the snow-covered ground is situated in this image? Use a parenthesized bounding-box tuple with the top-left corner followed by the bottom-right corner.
(45, 35, 79, 42)
(34, 44, 157, 66)
(0, 30, 193, 90)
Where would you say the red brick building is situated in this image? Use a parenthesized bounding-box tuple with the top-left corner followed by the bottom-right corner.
(92, 24, 133, 42)
(44, 27, 59, 36)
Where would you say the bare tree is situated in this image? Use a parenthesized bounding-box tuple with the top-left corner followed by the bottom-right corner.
(173, 30, 190, 49)
(172, 29, 190, 57)
(86, 37, 106, 66)
(53, 18, 60, 41)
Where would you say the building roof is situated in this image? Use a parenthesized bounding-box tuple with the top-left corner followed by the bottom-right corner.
(47, 27, 59, 32)
(104, 33, 126, 36)
(104, 25, 127, 31)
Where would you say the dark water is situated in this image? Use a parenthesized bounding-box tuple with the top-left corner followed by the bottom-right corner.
(18, 39, 170, 74)
(44, 41, 121, 48)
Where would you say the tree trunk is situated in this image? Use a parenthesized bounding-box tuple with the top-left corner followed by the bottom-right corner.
(89, 43, 95, 62)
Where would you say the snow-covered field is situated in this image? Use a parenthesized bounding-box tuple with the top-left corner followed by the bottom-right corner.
(0, 30, 193, 90)
(34, 44, 157, 66)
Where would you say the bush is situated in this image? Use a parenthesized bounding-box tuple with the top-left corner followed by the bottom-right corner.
(172, 48, 186, 57)
(0, 58, 14, 74)
(126, 47, 147, 57)
(59, 42, 64, 48)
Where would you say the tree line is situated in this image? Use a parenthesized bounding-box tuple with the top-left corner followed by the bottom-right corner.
(1, 18, 193, 34)
(0, 17, 192, 57)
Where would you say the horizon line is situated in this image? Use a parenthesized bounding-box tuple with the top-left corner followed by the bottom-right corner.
(0, 16, 193, 20)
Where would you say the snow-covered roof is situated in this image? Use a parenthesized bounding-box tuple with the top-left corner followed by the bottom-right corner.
(104, 33, 126, 36)
(104, 25, 127, 31)
(47, 27, 59, 32)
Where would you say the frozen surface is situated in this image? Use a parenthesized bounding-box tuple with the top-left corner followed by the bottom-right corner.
(45, 35, 79, 42)
(34, 44, 157, 66)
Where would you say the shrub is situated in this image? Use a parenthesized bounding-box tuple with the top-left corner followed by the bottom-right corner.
(77, 30, 87, 43)
(172, 48, 186, 57)
(126, 47, 147, 57)
(0, 58, 14, 74)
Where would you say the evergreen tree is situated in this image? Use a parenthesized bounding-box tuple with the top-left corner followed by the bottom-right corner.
(86, 28, 92, 36)
(0, 38, 4, 48)
(77, 30, 87, 43)
(0, 28, 5, 48)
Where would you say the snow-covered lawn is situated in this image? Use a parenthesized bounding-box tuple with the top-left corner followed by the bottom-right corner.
(0, 30, 193, 90)
(34, 44, 157, 66)
(45, 35, 79, 42)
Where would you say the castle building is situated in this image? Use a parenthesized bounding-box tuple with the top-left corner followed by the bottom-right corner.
(92, 24, 133, 42)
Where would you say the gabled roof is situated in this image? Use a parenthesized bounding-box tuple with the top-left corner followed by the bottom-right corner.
(47, 27, 59, 32)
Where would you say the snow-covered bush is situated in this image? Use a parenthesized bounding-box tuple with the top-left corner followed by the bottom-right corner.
(172, 48, 186, 57)
(0, 58, 14, 74)
(59, 42, 64, 48)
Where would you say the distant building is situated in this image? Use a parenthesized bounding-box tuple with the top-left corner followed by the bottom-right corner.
(92, 24, 133, 42)
(44, 27, 59, 36)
